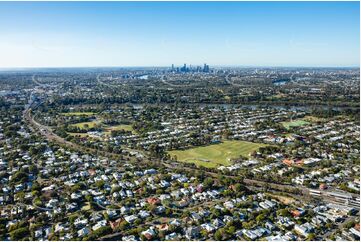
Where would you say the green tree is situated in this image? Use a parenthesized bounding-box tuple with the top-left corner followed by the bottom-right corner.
(92, 226, 112, 238)
(10, 227, 30, 240)
(203, 177, 214, 189)
(214, 229, 223, 240)
(307, 233, 316, 241)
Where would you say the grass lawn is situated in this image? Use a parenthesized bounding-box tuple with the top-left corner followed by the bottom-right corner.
(266, 193, 296, 205)
(62, 112, 95, 116)
(81, 202, 91, 211)
(266, 94, 285, 100)
(70, 120, 100, 129)
(303, 115, 326, 122)
(281, 119, 310, 130)
(104, 124, 135, 134)
(168, 140, 268, 168)
(67, 132, 89, 138)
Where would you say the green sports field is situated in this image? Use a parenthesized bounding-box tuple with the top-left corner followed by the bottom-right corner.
(281, 120, 310, 130)
(168, 140, 268, 168)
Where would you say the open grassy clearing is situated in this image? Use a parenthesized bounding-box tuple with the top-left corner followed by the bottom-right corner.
(168, 140, 268, 168)
(70, 120, 100, 129)
(104, 124, 135, 134)
(302, 115, 326, 122)
(67, 132, 90, 138)
(281, 119, 310, 130)
(266, 94, 286, 100)
(81, 202, 91, 211)
(61, 112, 96, 116)
(266, 193, 296, 205)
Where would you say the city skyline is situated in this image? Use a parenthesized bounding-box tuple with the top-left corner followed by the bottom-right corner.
(0, 1, 359, 68)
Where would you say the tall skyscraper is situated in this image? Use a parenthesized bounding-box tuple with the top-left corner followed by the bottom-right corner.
(181, 63, 187, 72)
(203, 63, 209, 73)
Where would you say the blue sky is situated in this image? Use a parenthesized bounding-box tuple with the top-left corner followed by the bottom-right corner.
(0, 1, 359, 67)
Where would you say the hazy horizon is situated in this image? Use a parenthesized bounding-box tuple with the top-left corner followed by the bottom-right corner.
(0, 1, 359, 68)
(0, 65, 360, 71)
